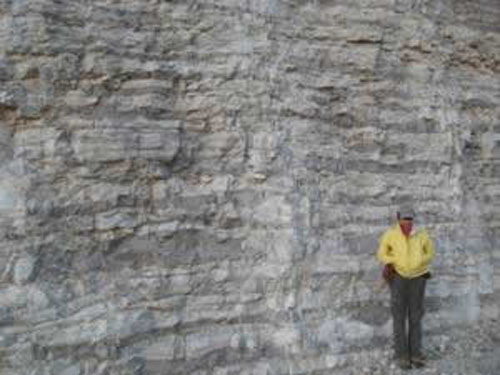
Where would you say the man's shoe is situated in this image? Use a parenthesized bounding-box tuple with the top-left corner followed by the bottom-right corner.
(412, 355, 426, 368)
(396, 358, 412, 370)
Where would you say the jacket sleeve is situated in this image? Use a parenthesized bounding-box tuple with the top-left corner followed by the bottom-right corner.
(377, 231, 393, 265)
(421, 230, 435, 265)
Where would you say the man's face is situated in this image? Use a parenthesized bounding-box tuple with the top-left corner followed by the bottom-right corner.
(399, 218, 413, 236)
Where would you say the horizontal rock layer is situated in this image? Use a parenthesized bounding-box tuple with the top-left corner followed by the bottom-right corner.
(0, 0, 499, 374)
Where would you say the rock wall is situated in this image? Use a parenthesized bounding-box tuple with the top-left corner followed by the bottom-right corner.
(0, 0, 499, 374)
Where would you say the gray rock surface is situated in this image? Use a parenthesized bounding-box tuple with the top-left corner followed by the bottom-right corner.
(0, 0, 499, 374)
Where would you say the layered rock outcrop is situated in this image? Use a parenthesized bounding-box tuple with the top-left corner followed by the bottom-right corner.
(0, 0, 499, 374)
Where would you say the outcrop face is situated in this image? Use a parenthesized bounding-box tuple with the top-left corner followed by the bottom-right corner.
(0, 0, 499, 374)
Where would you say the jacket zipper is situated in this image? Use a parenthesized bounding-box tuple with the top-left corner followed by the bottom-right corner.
(406, 235, 411, 271)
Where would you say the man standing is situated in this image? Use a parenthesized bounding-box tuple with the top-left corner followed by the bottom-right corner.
(377, 206, 435, 370)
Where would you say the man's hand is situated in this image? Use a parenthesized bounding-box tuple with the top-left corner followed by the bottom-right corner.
(383, 263, 395, 282)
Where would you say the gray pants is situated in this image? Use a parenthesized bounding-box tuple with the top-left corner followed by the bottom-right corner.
(389, 273, 427, 359)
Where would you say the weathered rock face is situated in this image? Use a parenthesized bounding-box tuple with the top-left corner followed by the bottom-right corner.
(0, 0, 499, 374)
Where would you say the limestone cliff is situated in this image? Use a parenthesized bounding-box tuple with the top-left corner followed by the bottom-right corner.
(0, 1, 499, 374)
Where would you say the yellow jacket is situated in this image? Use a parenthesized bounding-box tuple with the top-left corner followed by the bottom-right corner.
(377, 224, 435, 279)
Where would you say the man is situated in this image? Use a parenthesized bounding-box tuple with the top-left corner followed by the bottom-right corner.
(377, 206, 435, 370)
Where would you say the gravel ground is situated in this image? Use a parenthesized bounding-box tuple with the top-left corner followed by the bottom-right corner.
(341, 318, 500, 375)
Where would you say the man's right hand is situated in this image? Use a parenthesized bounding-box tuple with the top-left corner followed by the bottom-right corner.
(383, 263, 395, 282)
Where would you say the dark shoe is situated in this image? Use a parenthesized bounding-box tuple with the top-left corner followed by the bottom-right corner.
(396, 357, 412, 370)
(412, 355, 426, 368)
